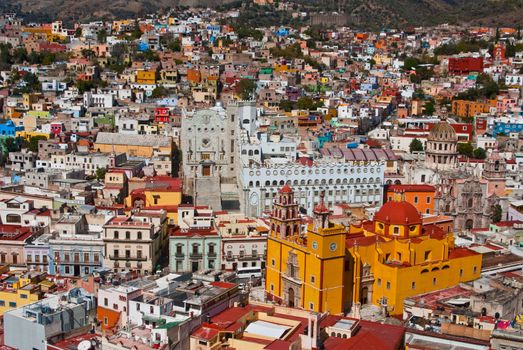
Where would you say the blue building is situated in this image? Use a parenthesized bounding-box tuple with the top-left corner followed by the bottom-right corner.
(48, 214, 104, 277)
(317, 131, 333, 148)
(492, 118, 523, 136)
(0, 120, 23, 136)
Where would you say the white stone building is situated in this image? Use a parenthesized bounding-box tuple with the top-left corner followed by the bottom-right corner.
(240, 160, 386, 217)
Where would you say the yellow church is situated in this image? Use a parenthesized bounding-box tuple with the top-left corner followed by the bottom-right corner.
(265, 186, 483, 315)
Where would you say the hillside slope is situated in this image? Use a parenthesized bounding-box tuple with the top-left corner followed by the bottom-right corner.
(2, 0, 523, 28)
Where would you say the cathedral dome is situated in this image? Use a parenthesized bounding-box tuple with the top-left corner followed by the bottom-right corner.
(374, 201, 422, 225)
(428, 121, 458, 142)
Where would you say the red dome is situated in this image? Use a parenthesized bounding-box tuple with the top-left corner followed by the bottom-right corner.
(279, 184, 293, 194)
(374, 201, 422, 225)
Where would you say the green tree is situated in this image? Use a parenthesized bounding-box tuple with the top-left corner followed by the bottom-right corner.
(409, 138, 424, 153)
(457, 142, 474, 157)
(110, 42, 128, 61)
(491, 204, 502, 223)
(279, 99, 295, 112)
(473, 147, 487, 159)
(424, 100, 435, 115)
(81, 49, 95, 59)
(95, 167, 107, 181)
(130, 20, 143, 40)
(151, 86, 169, 99)
(18, 72, 41, 93)
(167, 38, 181, 52)
(24, 135, 48, 152)
(236, 78, 256, 100)
(12, 47, 28, 64)
(74, 27, 82, 38)
(296, 96, 322, 110)
(97, 29, 108, 44)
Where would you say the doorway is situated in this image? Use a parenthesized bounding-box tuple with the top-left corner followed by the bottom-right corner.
(288, 288, 295, 307)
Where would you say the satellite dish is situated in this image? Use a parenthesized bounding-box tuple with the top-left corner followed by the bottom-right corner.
(77, 340, 92, 350)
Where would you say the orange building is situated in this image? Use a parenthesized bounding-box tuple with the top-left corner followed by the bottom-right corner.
(385, 184, 436, 215)
(451, 99, 495, 119)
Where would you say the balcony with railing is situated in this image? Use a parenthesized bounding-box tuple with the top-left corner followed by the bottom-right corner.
(109, 254, 147, 261)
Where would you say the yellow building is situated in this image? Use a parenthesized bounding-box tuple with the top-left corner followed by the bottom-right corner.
(136, 69, 158, 84)
(266, 185, 347, 314)
(265, 186, 482, 316)
(94, 132, 173, 158)
(16, 131, 51, 140)
(346, 197, 482, 315)
(0, 272, 44, 315)
(124, 176, 182, 224)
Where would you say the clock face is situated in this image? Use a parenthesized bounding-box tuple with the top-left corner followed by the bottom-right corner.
(329, 242, 337, 252)
(312, 241, 318, 250)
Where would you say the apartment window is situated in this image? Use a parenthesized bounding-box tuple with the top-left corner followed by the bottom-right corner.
(104, 317, 108, 325)
(27, 255, 32, 263)
(433, 278, 437, 285)
(192, 245, 199, 255)
(114, 231, 119, 239)
(377, 278, 381, 287)
(424, 250, 431, 261)
(208, 245, 215, 254)
(137, 250, 142, 259)
(0, 301, 4, 306)
(113, 250, 119, 257)
(386, 281, 390, 290)
(93, 254, 99, 263)
(271, 259, 275, 266)
(414, 196, 418, 204)
(136, 303, 140, 311)
(270, 284, 274, 291)
(64, 266, 70, 274)
(473, 266, 477, 274)
(411, 282, 416, 290)
(84, 253, 89, 263)
(126, 231, 130, 240)
(9, 302, 16, 308)
(176, 245, 183, 255)
(460, 269, 463, 277)
(137, 232, 142, 240)
(392, 227, 400, 235)
(64, 253, 70, 262)
(20, 294, 28, 299)
(311, 276, 315, 284)
(113, 304, 118, 310)
(74, 253, 80, 263)
(43, 255, 48, 264)
(426, 196, 431, 204)
(35, 255, 40, 263)
(310, 302, 314, 310)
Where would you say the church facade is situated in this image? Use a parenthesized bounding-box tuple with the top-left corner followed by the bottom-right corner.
(265, 185, 483, 315)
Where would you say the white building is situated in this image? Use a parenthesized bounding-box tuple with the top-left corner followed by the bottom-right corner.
(83, 91, 115, 108)
(240, 160, 385, 217)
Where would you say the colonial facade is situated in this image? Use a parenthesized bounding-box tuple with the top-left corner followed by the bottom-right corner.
(181, 102, 250, 210)
(241, 160, 386, 217)
(265, 185, 484, 315)
(265, 185, 347, 314)
(103, 210, 168, 275)
(347, 197, 482, 315)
